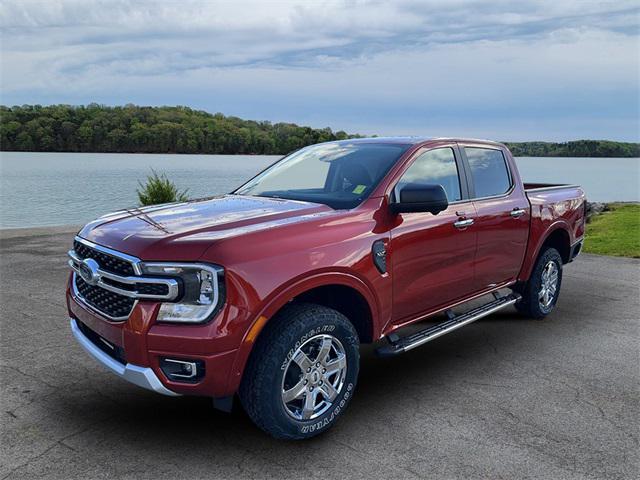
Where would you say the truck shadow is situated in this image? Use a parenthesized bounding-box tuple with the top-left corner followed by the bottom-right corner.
(357, 311, 528, 398)
(50, 309, 538, 452)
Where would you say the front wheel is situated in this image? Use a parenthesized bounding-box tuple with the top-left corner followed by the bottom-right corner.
(514, 247, 563, 319)
(239, 303, 359, 440)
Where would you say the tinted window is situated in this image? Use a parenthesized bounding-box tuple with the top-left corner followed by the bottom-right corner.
(234, 142, 409, 209)
(396, 148, 461, 202)
(465, 148, 511, 198)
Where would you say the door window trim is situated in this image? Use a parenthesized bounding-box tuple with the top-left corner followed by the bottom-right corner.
(458, 144, 515, 202)
(388, 144, 471, 205)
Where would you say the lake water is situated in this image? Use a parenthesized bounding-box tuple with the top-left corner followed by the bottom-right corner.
(0, 152, 638, 229)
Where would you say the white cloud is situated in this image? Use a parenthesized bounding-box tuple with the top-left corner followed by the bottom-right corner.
(1, 0, 638, 140)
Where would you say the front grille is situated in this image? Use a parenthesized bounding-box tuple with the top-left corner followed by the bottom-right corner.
(136, 283, 170, 296)
(73, 240, 135, 276)
(75, 274, 135, 320)
(99, 277, 170, 297)
(76, 320, 126, 364)
(69, 237, 179, 321)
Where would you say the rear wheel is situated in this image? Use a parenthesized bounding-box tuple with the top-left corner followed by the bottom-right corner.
(514, 247, 563, 319)
(239, 303, 359, 440)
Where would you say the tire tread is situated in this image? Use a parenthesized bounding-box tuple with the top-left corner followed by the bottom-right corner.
(239, 303, 358, 440)
(515, 247, 563, 319)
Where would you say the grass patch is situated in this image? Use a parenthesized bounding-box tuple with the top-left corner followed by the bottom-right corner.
(584, 203, 640, 258)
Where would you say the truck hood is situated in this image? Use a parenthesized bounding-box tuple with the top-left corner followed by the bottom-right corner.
(78, 195, 333, 261)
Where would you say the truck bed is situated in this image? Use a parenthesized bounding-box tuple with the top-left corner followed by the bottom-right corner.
(523, 182, 579, 192)
(524, 182, 585, 207)
(520, 181, 586, 276)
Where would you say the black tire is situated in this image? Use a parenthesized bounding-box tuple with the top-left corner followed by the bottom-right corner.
(239, 303, 360, 440)
(514, 247, 563, 319)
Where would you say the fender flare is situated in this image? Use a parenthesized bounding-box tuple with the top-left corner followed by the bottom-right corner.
(519, 221, 573, 281)
(224, 271, 380, 394)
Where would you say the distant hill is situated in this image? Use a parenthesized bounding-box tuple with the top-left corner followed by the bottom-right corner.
(504, 140, 639, 158)
(1, 104, 638, 157)
(0, 104, 356, 155)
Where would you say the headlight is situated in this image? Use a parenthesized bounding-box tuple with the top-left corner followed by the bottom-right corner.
(139, 263, 225, 324)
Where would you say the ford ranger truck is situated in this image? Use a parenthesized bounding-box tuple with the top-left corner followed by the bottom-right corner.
(66, 137, 586, 439)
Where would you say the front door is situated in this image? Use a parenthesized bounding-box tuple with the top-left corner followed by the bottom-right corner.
(390, 146, 477, 324)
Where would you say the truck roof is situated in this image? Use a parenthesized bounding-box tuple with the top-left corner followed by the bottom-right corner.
(334, 136, 505, 148)
(327, 136, 504, 146)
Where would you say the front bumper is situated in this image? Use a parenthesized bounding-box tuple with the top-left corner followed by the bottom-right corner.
(67, 281, 242, 398)
(70, 318, 180, 396)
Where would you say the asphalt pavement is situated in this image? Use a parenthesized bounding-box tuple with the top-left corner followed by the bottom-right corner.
(1, 227, 638, 479)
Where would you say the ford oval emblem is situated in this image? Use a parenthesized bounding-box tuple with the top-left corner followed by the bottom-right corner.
(79, 258, 100, 285)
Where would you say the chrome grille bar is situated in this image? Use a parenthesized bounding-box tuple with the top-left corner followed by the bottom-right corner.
(73, 236, 142, 275)
(68, 250, 179, 300)
(68, 236, 182, 320)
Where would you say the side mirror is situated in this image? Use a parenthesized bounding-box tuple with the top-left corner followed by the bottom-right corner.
(390, 183, 449, 215)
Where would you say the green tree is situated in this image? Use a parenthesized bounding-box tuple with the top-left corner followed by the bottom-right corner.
(1, 104, 638, 157)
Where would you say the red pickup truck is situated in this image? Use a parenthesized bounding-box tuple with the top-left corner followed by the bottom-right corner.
(66, 137, 586, 439)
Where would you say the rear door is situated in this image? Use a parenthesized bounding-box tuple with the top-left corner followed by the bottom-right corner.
(390, 145, 478, 324)
(460, 145, 529, 289)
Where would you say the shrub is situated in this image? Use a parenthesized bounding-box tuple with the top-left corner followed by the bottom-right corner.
(137, 169, 189, 206)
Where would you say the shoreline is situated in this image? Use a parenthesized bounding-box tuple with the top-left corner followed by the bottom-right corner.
(1, 202, 638, 233)
(0, 224, 81, 240)
(1, 150, 639, 159)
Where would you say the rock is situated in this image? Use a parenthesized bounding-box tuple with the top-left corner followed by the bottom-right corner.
(585, 202, 608, 222)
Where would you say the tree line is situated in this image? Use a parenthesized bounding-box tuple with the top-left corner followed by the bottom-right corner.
(0, 104, 355, 155)
(504, 140, 639, 158)
(1, 104, 638, 157)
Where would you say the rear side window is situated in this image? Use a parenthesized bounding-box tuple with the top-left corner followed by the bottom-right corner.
(465, 147, 511, 198)
(396, 147, 462, 202)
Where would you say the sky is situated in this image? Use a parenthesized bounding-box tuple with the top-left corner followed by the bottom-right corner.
(1, 0, 639, 141)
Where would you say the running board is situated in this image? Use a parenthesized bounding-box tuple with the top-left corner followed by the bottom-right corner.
(376, 292, 521, 357)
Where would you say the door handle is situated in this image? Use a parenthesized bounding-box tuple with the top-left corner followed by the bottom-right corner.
(453, 218, 474, 229)
(510, 208, 526, 218)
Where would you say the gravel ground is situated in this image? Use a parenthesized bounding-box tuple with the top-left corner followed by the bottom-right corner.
(1, 227, 638, 480)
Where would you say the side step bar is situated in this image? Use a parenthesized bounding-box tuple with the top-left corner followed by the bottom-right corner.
(376, 292, 521, 357)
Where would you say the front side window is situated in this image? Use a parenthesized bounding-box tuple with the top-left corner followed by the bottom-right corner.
(465, 147, 511, 198)
(396, 147, 462, 202)
(234, 143, 409, 209)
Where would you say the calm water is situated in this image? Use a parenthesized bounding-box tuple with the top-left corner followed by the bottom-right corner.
(0, 152, 638, 229)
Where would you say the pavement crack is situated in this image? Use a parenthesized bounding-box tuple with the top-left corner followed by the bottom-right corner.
(2, 365, 59, 389)
(0, 415, 116, 480)
(333, 439, 423, 479)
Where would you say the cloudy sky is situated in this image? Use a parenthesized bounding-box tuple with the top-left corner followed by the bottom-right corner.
(1, 0, 638, 141)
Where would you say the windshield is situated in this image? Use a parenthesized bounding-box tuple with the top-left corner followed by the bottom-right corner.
(234, 142, 410, 209)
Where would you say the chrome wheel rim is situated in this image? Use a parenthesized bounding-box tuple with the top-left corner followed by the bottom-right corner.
(539, 260, 559, 309)
(281, 334, 347, 421)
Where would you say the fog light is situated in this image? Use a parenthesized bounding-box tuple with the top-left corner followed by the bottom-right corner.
(160, 358, 205, 383)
